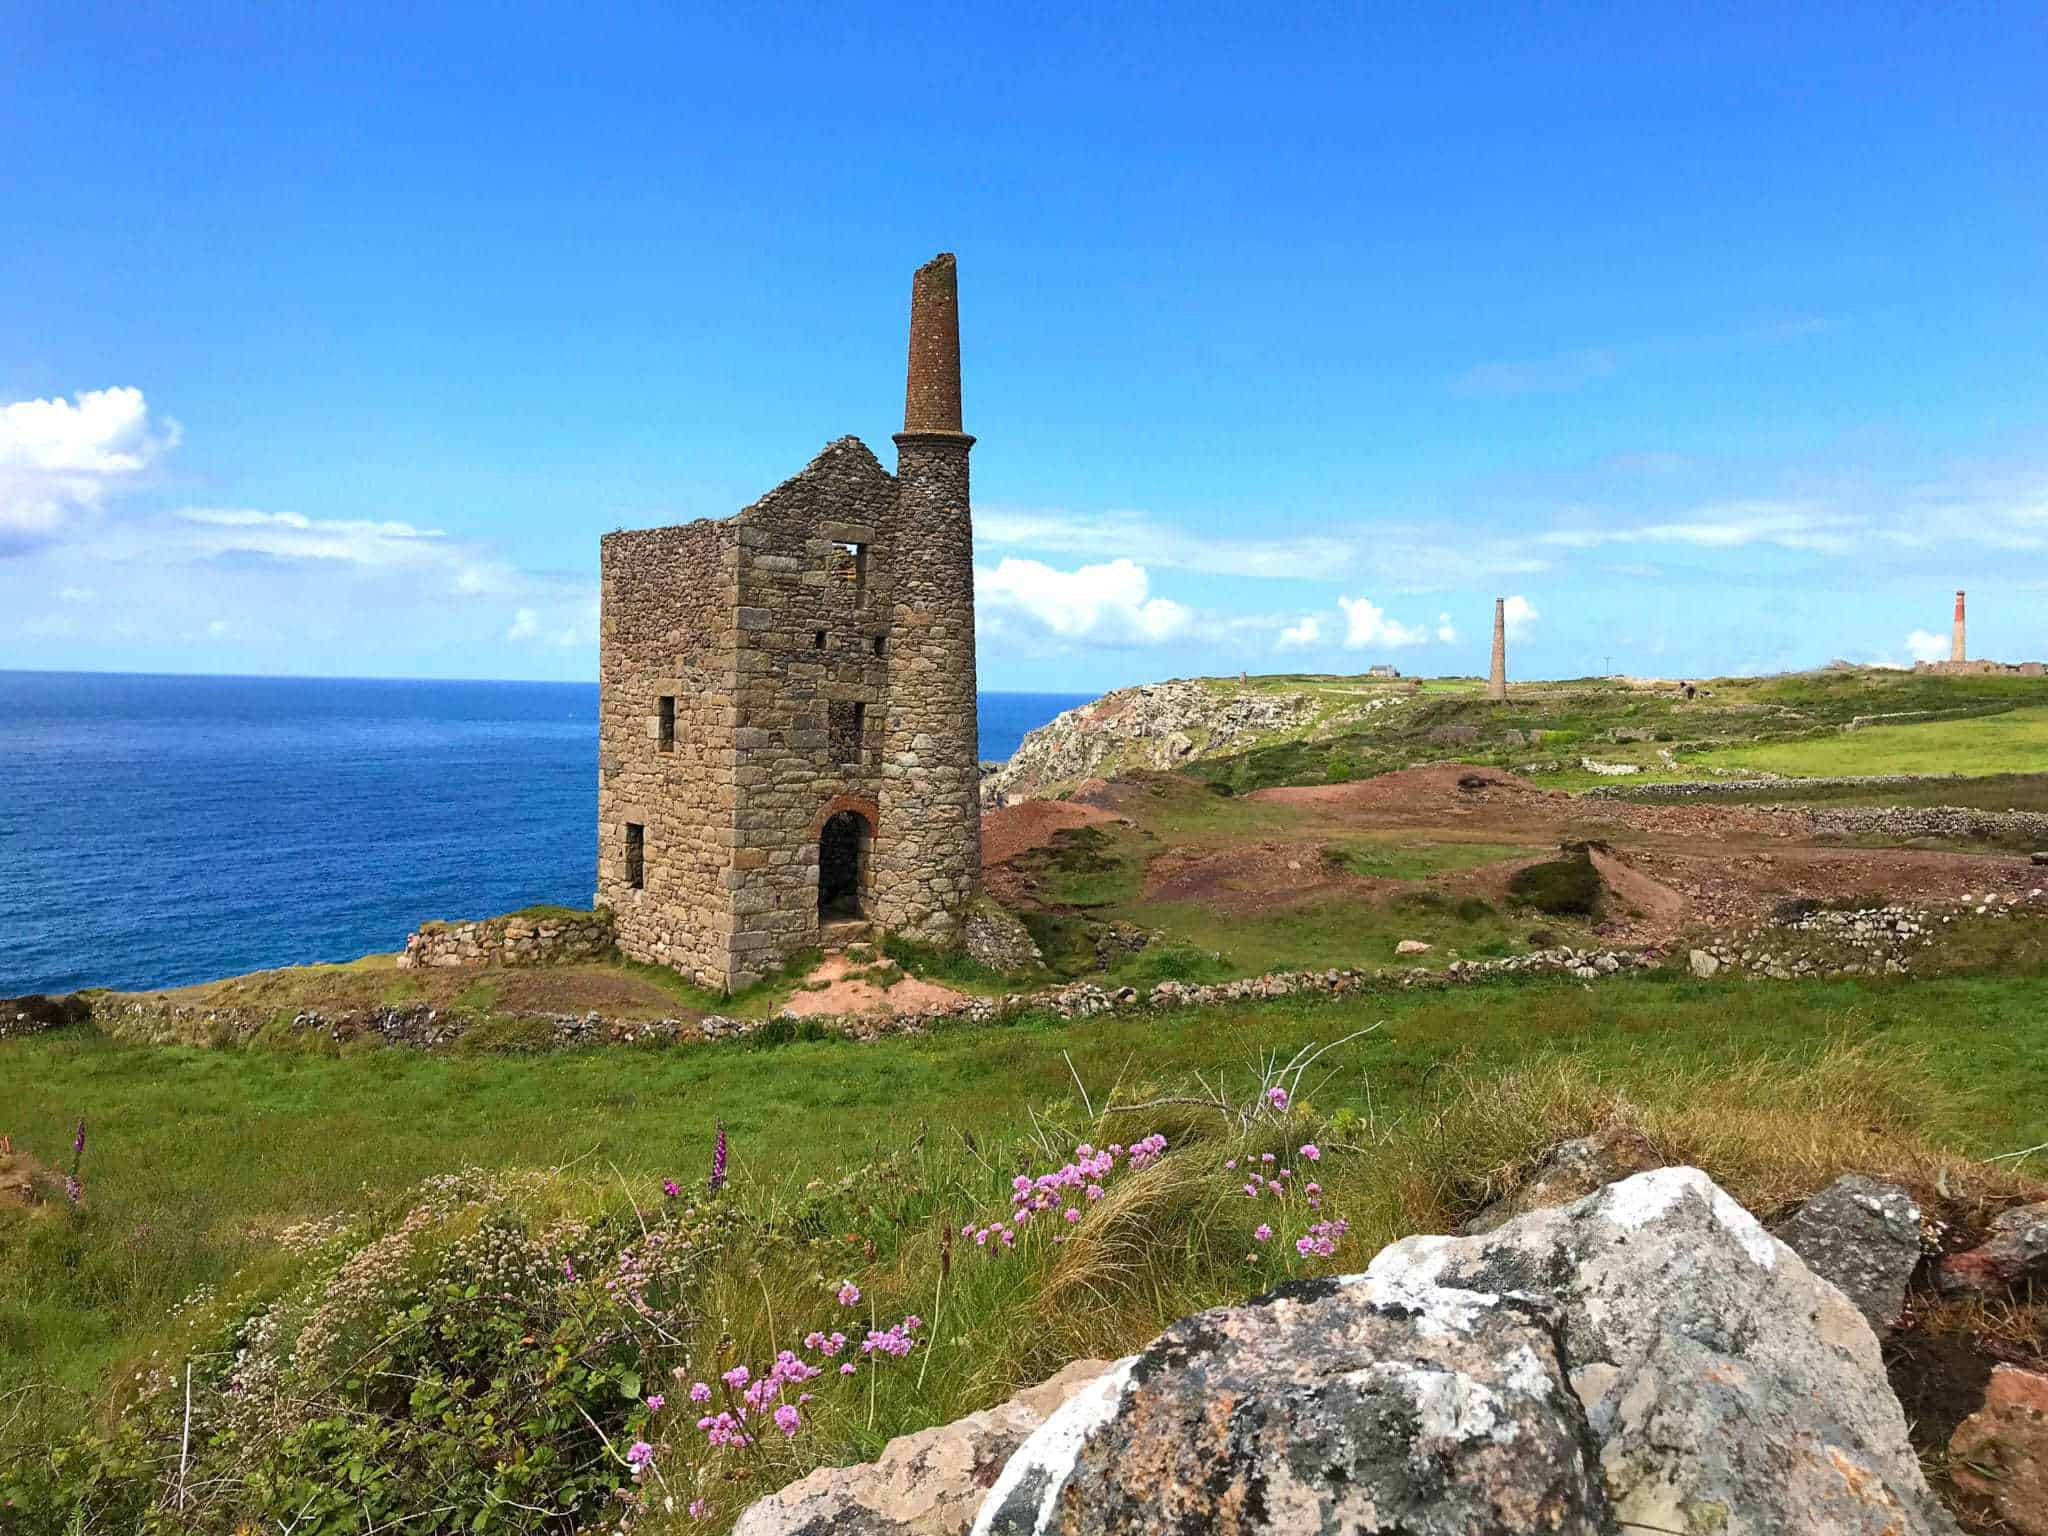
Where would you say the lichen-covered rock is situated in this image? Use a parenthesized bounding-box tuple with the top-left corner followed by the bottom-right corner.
(974, 1283, 1609, 1536)
(1948, 1364, 2048, 1535)
(1776, 1174, 1922, 1333)
(1460, 1123, 1663, 1234)
(735, 1360, 1109, 1536)
(979, 1168, 1955, 1536)
(1938, 1200, 2048, 1295)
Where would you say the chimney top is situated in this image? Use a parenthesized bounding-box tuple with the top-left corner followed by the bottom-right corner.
(902, 253, 964, 436)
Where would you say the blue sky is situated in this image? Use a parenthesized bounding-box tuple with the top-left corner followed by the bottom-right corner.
(3, 2, 2044, 692)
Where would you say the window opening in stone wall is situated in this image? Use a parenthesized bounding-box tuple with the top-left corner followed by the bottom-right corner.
(813, 630, 827, 649)
(657, 696, 675, 752)
(828, 700, 864, 766)
(818, 810, 870, 919)
(871, 634, 886, 657)
(625, 823, 645, 889)
(831, 541, 868, 605)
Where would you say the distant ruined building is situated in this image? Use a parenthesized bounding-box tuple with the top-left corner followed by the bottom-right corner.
(1914, 589, 2045, 677)
(594, 255, 981, 989)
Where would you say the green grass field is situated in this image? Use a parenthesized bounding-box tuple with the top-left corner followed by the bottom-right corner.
(9, 968, 2048, 1530)
(1690, 704, 2048, 779)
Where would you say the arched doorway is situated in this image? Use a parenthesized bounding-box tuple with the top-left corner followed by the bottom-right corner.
(818, 809, 870, 919)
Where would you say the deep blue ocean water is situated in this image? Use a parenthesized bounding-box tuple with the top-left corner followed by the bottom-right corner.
(0, 673, 1088, 995)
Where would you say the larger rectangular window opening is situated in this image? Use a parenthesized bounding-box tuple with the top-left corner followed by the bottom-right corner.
(828, 700, 865, 766)
(831, 541, 868, 605)
(657, 696, 675, 752)
(624, 823, 645, 889)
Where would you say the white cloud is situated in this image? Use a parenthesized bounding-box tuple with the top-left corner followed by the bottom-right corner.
(1537, 500, 1855, 555)
(1904, 628, 1950, 663)
(1336, 595, 1428, 650)
(1435, 613, 1458, 643)
(977, 504, 1550, 590)
(1275, 615, 1322, 652)
(1456, 347, 1619, 397)
(1502, 595, 1538, 639)
(174, 507, 458, 570)
(0, 386, 180, 550)
(506, 608, 540, 641)
(58, 585, 92, 603)
(976, 557, 1194, 647)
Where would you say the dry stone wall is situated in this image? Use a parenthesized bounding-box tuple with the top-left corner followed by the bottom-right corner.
(395, 909, 615, 970)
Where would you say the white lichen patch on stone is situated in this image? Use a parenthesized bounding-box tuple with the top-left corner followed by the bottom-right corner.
(1356, 1362, 1522, 1447)
(1359, 1274, 1503, 1338)
(970, 1355, 1137, 1536)
(1600, 1167, 1780, 1270)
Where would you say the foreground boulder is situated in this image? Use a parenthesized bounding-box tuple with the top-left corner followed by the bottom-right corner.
(1948, 1364, 2048, 1535)
(976, 1168, 1955, 1535)
(734, 1359, 1109, 1536)
(1776, 1173, 1923, 1333)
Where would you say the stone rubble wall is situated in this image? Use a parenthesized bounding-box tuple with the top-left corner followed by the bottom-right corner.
(394, 910, 616, 970)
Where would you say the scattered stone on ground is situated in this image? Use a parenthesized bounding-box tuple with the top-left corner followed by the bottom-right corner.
(1939, 1200, 2048, 1295)
(0, 993, 91, 1040)
(735, 1359, 1109, 1536)
(1948, 1364, 2048, 1536)
(1394, 937, 1432, 955)
(960, 899, 1042, 972)
(975, 1168, 1952, 1536)
(1777, 1174, 1924, 1334)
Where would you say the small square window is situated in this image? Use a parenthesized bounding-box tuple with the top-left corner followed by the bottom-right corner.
(625, 823, 645, 889)
(657, 696, 675, 752)
(871, 634, 886, 657)
(814, 630, 827, 649)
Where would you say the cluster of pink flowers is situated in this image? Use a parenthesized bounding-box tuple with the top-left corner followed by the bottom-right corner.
(1296, 1217, 1349, 1258)
(960, 1133, 1169, 1254)
(861, 1317, 921, 1358)
(685, 1313, 921, 1451)
(1225, 1143, 1347, 1262)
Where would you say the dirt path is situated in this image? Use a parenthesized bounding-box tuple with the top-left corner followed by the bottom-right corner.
(981, 798, 1124, 867)
(779, 953, 967, 1018)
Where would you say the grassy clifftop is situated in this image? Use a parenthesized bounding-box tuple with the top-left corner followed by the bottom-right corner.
(992, 667, 2048, 799)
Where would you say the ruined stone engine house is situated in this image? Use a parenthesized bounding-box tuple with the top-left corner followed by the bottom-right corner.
(595, 254, 981, 989)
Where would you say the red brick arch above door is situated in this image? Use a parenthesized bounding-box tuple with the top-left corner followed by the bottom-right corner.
(810, 793, 881, 841)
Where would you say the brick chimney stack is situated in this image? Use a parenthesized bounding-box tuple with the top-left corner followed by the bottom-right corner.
(902, 252, 964, 436)
(1486, 598, 1508, 702)
(1952, 590, 1966, 663)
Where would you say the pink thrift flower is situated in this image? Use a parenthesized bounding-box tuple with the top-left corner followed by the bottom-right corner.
(689, 1381, 711, 1402)
(837, 1281, 861, 1306)
(773, 1404, 800, 1437)
(1300, 1143, 1321, 1161)
(840, 1362, 857, 1375)
(1266, 1086, 1289, 1110)
(646, 1394, 665, 1412)
(689, 1499, 710, 1519)
(1063, 1208, 1081, 1223)
(1254, 1224, 1272, 1242)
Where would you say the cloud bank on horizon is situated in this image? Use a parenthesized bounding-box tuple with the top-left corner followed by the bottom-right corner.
(3, 381, 2045, 688)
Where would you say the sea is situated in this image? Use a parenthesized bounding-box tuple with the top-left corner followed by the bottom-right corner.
(0, 672, 1090, 996)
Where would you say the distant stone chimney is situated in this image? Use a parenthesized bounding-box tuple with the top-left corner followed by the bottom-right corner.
(1487, 598, 1508, 702)
(1952, 590, 1966, 664)
(902, 253, 964, 436)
